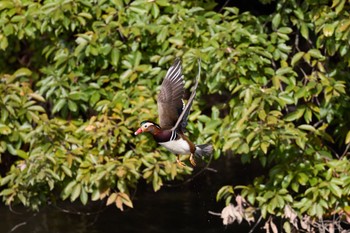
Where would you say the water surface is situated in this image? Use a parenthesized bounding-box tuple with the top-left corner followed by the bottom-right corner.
(1, 157, 263, 233)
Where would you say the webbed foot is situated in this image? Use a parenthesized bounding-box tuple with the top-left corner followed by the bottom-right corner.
(189, 154, 196, 166)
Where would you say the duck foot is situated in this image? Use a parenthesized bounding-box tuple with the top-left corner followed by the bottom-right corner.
(176, 156, 186, 167)
(189, 154, 196, 166)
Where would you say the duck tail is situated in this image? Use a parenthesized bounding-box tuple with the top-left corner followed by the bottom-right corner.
(195, 144, 213, 157)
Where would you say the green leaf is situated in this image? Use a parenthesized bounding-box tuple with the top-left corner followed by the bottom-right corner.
(0, 174, 14, 186)
(297, 173, 308, 186)
(16, 150, 29, 159)
(277, 27, 293, 34)
(70, 183, 81, 202)
(298, 124, 315, 132)
(62, 181, 77, 200)
(0, 1, 14, 11)
(120, 69, 133, 81)
(216, 185, 234, 201)
(169, 37, 184, 46)
(294, 8, 304, 20)
(61, 165, 72, 177)
(284, 107, 305, 121)
(0, 36, 9, 50)
(69, 92, 83, 101)
(295, 136, 305, 149)
(27, 105, 46, 112)
(260, 142, 269, 154)
(300, 23, 309, 39)
(323, 23, 335, 37)
(272, 13, 281, 29)
(291, 52, 304, 66)
(329, 183, 342, 198)
(91, 190, 100, 201)
(345, 130, 350, 144)
(28, 93, 46, 102)
(335, 0, 345, 14)
(308, 49, 324, 60)
(14, 68, 32, 78)
(276, 67, 293, 76)
(151, 2, 160, 18)
(90, 92, 100, 106)
(80, 188, 88, 205)
(291, 182, 299, 192)
(283, 221, 292, 233)
(68, 100, 78, 112)
(52, 99, 66, 113)
(111, 48, 120, 67)
(0, 124, 11, 135)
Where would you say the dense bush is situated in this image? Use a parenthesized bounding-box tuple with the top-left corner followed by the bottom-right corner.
(0, 0, 350, 231)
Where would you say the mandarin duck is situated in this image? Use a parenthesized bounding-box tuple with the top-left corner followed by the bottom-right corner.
(134, 58, 213, 166)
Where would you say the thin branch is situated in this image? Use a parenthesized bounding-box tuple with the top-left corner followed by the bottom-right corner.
(164, 151, 216, 187)
(51, 202, 106, 216)
(313, 120, 323, 128)
(299, 67, 308, 85)
(208, 210, 221, 216)
(248, 215, 263, 233)
(326, 144, 340, 159)
(7, 212, 38, 233)
(7, 222, 27, 233)
(340, 142, 350, 159)
(218, 0, 232, 13)
(295, 33, 300, 52)
(9, 204, 24, 215)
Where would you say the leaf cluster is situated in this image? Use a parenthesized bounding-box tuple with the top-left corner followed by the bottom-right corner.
(0, 1, 350, 229)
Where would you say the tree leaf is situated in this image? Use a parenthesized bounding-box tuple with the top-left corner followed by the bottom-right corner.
(68, 100, 78, 112)
(80, 188, 88, 205)
(0, 124, 12, 135)
(107, 192, 117, 206)
(345, 130, 350, 144)
(298, 124, 315, 132)
(16, 149, 29, 159)
(120, 192, 133, 208)
(62, 181, 77, 200)
(14, 68, 32, 78)
(329, 183, 342, 198)
(111, 48, 120, 67)
(272, 13, 281, 29)
(70, 183, 81, 202)
(284, 107, 305, 121)
(308, 49, 325, 60)
(28, 93, 46, 102)
(291, 52, 304, 66)
(52, 99, 66, 113)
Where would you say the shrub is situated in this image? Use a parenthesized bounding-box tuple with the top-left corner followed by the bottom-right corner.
(1, 0, 350, 232)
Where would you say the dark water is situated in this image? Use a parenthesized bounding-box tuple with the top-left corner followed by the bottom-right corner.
(0, 157, 264, 233)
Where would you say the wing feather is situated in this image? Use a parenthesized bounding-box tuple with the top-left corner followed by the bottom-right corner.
(157, 58, 185, 130)
(171, 59, 201, 132)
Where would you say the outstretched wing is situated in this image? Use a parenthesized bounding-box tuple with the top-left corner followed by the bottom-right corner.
(157, 58, 185, 130)
(171, 59, 201, 132)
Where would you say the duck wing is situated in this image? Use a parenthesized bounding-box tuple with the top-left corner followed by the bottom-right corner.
(157, 58, 185, 130)
(171, 59, 201, 132)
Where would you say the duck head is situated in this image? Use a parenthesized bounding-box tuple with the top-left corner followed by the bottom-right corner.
(134, 121, 161, 135)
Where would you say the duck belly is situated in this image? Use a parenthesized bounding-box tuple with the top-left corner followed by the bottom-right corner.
(159, 138, 191, 155)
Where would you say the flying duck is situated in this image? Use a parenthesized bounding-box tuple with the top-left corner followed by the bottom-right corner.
(134, 58, 213, 166)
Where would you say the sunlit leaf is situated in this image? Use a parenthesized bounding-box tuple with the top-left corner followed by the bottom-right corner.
(346, 131, 350, 144)
(14, 68, 32, 78)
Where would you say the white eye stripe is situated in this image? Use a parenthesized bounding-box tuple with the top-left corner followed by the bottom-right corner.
(144, 122, 156, 128)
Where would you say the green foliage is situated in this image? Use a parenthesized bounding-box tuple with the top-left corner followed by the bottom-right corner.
(214, 0, 350, 231)
(1, 0, 350, 230)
